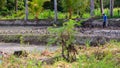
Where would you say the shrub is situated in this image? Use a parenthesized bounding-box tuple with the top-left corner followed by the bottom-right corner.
(48, 20, 78, 62)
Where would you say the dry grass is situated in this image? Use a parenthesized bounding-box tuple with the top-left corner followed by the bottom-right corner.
(0, 41, 120, 68)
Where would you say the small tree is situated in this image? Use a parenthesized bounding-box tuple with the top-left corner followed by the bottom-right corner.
(61, 0, 89, 19)
(29, 0, 48, 19)
(61, 0, 79, 19)
(0, 0, 5, 8)
(75, 0, 89, 17)
(48, 20, 78, 62)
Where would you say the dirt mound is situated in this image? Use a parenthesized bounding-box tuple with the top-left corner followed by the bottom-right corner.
(81, 18, 120, 28)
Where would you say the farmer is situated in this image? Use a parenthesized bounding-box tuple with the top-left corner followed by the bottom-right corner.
(103, 13, 108, 28)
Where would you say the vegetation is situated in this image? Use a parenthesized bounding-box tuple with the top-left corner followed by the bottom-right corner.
(0, 8, 119, 19)
(0, 0, 120, 68)
(0, 40, 120, 68)
(0, 0, 120, 19)
(48, 20, 79, 62)
(29, 0, 48, 19)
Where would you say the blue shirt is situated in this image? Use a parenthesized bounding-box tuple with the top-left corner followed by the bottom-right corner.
(103, 15, 107, 22)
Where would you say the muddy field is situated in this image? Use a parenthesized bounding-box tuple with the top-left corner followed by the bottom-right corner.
(0, 26, 120, 38)
(0, 26, 119, 46)
(0, 25, 120, 53)
(0, 22, 119, 64)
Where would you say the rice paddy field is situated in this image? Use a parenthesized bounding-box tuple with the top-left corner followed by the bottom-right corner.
(0, 0, 120, 68)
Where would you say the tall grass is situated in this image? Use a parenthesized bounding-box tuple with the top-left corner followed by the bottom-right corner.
(78, 54, 116, 68)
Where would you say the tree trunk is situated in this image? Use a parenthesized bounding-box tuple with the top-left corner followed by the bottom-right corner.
(110, 0, 114, 17)
(35, 13, 39, 21)
(100, 0, 104, 14)
(15, 0, 18, 13)
(90, 0, 95, 17)
(25, 0, 28, 21)
(69, 8, 72, 19)
(54, 0, 58, 23)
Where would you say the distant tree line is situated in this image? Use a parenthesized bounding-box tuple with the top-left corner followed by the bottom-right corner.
(0, 0, 120, 18)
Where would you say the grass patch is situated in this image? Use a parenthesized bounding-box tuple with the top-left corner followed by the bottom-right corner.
(0, 35, 49, 45)
(0, 41, 120, 68)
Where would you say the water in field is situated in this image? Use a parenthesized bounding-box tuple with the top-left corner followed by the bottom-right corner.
(0, 43, 59, 54)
